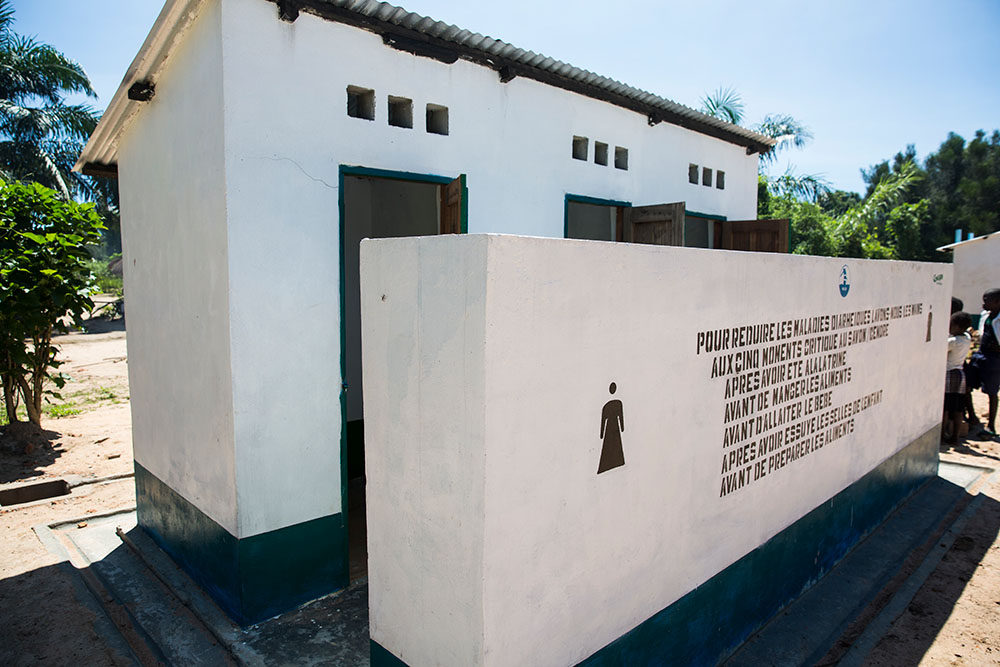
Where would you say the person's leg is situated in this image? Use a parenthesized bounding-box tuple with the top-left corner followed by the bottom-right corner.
(948, 410, 962, 444)
(988, 393, 998, 434)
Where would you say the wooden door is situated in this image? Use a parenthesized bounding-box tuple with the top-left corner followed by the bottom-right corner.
(625, 202, 685, 246)
(440, 175, 465, 234)
(720, 219, 789, 253)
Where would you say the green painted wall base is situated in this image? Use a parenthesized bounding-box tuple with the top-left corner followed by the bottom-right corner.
(369, 428, 938, 667)
(134, 463, 348, 626)
(371, 640, 409, 666)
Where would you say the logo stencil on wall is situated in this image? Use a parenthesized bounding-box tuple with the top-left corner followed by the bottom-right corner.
(839, 265, 850, 298)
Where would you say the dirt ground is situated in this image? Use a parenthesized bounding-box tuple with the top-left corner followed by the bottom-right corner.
(2, 322, 1000, 666)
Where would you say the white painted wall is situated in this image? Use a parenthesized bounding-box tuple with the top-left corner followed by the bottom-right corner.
(116, 0, 762, 539)
(950, 234, 1000, 316)
(209, 0, 760, 537)
(361, 235, 489, 667)
(362, 234, 950, 666)
(117, 0, 237, 534)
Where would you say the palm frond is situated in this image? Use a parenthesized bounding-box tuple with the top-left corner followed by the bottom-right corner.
(753, 114, 813, 164)
(839, 161, 922, 231)
(766, 168, 831, 201)
(0, 34, 95, 103)
(699, 87, 745, 125)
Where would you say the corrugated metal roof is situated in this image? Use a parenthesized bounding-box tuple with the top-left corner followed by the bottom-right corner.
(77, 0, 775, 172)
(313, 0, 775, 149)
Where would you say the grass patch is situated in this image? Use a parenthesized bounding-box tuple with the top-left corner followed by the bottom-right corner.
(47, 404, 83, 418)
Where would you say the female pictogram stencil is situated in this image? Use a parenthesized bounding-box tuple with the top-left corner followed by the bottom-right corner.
(598, 382, 625, 474)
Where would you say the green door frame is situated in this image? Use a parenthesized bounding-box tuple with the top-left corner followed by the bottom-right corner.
(336, 164, 468, 579)
(563, 194, 631, 239)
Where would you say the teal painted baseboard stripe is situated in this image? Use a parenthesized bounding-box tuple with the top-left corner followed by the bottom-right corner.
(371, 640, 410, 666)
(578, 427, 939, 666)
(134, 463, 348, 625)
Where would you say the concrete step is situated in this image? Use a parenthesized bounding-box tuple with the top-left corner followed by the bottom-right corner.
(53, 513, 236, 667)
(723, 462, 994, 667)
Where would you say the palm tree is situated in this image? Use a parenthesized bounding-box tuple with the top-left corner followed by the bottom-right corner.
(700, 87, 827, 200)
(0, 0, 100, 200)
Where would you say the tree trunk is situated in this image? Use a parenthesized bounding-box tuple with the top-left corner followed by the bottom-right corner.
(2, 373, 17, 424)
(16, 375, 40, 426)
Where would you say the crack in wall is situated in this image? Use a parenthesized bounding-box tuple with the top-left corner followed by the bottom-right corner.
(254, 156, 338, 190)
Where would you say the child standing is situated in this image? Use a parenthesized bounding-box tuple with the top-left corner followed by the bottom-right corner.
(966, 288, 1000, 438)
(945, 312, 972, 443)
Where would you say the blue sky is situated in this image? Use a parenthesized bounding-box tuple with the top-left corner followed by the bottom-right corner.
(13, 0, 1000, 194)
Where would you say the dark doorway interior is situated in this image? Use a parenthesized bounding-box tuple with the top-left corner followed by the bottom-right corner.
(565, 199, 624, 242)
(342, 173, 449, 580)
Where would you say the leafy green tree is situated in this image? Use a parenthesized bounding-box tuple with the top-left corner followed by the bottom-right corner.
(0, 0, 120, 256)
(817, 189, 862, 218)
(0, 0, 101, 201)
(764, 192, 836, 257)
(884, 200, 929, 261)
(0, 181, 103, 426)
(830, 162, 921, 259)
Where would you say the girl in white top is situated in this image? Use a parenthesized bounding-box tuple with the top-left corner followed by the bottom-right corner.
(944, 312, 972, 443)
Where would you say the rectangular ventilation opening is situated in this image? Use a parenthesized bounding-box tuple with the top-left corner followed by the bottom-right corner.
(689, 164, 699, 184)
(572, 136, 589, 161)
(388, 96, 413, 128)
(614, 146, 628, 170)
(347, 86, 375, 120)
(594, 142, 609, 166)
(702, 167, 713, 186)
(716, 170, 726, 189)
(426, 104, 449, 135)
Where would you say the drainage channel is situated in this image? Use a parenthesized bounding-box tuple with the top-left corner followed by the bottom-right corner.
(0, 473, 134, 507)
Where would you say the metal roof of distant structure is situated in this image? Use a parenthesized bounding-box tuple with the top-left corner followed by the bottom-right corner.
(76, 0, 777, 176)
(937, 230, 1000, 252)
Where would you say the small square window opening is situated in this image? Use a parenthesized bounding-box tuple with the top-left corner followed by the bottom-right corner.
(702, 167, 713, 187)
(594, 142, 609, 166)
(716, 171, 726, 190)
(614, 146, 629, 170)
(572, 136, 589, 161)
(388, 96, 413, 128)
(426, 104, 449, 135)
(347, 86, 375, 120)
(689, 164, 699, 184)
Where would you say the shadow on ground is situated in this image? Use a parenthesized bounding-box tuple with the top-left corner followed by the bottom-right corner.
(863, 492, 1000, 666)
(0, 561, 135, 666)
(940, 433, 1000, 463)
(80, 317, 126, 335)
(0, 424, 62, 484)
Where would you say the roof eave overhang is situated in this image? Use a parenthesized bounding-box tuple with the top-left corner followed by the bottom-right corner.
(74, 0, 207, 176)
(283, 0, 776, 155)
(937, 230, 1000, 252)
(76, 0, 776, 175)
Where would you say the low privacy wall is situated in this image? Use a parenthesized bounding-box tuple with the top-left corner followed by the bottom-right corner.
(360, 234, 950, 666)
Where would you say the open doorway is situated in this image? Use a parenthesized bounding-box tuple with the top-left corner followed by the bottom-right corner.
(339, 167, 465, 581)
(564, 194, 629, 242)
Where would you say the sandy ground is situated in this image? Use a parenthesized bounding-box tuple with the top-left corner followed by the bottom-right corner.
(1, 322, 136, 667)
(2, 322, 1000, 665)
